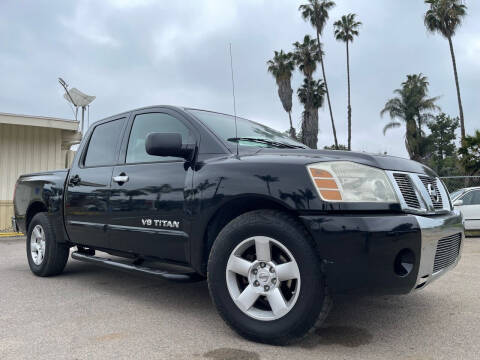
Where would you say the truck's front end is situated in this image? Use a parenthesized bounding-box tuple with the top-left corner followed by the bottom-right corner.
(300, 160, 464, 294)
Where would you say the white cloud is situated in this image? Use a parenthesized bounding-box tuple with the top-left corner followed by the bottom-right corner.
(461, 35, 480, 64)
(59, 1, 120, 47)
(151, 0, 238, 61)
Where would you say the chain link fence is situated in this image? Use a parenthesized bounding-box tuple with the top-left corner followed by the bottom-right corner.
(441, 176, 480, 193)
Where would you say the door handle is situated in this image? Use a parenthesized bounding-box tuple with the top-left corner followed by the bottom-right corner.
(113, 174, 129, 184)
(69, 174, 81, 186)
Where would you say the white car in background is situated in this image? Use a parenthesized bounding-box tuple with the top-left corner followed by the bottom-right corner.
(451, 187, 480, 234)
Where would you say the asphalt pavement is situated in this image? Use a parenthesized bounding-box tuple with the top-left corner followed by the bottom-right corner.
(1, 236, 479, 360)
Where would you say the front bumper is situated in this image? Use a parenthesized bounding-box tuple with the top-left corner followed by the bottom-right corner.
(300, 210, 464, 295)
(413, 212, 464, 289)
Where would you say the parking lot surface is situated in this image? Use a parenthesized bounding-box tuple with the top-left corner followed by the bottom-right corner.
(1, 236, 479, 360)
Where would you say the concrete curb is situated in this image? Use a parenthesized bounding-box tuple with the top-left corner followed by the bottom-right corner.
(0, 232, 23, 237)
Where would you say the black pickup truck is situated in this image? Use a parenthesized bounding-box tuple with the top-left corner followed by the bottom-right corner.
(13, 105, 464, 344)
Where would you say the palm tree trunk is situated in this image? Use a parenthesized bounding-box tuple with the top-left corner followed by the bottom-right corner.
(301, 107, 318, 149)
(448, 36, 465, 142)
(316, 31, 338, 149)
(346, 41, 352, 151)
(310, 107, 319, 148)
(301, 110, 309, 147)
(288, 111, 296, 139)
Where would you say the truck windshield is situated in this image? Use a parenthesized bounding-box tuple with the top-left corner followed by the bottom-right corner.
(187, 109, 308, 149)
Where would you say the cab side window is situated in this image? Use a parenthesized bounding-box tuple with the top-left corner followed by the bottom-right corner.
(126, 112, 193, 164)
(84, 118, 125, 167)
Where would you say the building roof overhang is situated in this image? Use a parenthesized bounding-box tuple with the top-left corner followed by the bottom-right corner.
(0, 112, 79, 131)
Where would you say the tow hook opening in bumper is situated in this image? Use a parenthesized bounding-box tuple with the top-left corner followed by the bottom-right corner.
(394, 248, 415, 277)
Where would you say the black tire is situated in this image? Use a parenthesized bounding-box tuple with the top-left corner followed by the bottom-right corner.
(26, 213, 70, 277)
(207, 210, 330, 345)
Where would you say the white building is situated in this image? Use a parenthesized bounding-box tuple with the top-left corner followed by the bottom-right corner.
(0, 112, 80, 230)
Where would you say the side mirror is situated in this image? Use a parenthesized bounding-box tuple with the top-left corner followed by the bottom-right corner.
(145, 133, 193, 160)
(453, 199, 463, 206)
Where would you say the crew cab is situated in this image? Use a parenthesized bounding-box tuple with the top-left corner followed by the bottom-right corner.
(13, 105, 464, 344)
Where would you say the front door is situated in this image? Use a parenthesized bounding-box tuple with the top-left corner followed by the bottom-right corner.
(108, 110, 195, 262)
(64, 117, 126, 248)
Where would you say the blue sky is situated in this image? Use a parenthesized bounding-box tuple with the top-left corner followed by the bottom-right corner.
(0, 0, 478, 157)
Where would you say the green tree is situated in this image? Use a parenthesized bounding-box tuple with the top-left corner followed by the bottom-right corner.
(426, 113, 459, 175)
(267, 50, 297, 138)
(458, 130, 480, 176)
(299, 0, 338, 149)
(424, 0, 467, 141)
(381, 74, 440, 162)
(324, 144, 348, 150)
(297, 78, 326, 148)
(333, 13, 361, 151)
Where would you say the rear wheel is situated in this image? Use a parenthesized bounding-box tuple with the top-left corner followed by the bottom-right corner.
(26, 213, 70, 277)
(207, 210, 330, 345)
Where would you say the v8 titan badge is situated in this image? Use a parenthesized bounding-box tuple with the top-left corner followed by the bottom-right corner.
(141, 218, 180, 229)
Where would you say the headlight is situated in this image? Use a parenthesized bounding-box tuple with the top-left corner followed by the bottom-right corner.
(307, 161, 399, 203)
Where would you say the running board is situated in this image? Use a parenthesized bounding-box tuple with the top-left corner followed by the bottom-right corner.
(71, 251, 203, 282)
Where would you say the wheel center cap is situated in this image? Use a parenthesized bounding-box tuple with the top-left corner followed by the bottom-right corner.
(258, 270, 270, 283)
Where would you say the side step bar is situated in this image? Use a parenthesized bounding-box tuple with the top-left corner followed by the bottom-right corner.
(71, 251, 203, 282)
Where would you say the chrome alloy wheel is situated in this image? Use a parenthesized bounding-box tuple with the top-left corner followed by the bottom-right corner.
(30, 225, 46, 265)
(226, 236, 301, 321)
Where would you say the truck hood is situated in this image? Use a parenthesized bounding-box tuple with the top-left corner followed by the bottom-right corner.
(253, 148, 437, 176)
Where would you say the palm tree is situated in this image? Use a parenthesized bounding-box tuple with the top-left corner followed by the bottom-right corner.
(293, 36, 321, 147)
(334, 13, 361, 151)
(424, 0, 467, 142)
(298, 78, 326, 148)
(381, 74, 440, 161)
(267, 50, 296, 138)
(292, 35, 320, 80)
(402, 74, 438, 133)
(299, 0, 338, 149)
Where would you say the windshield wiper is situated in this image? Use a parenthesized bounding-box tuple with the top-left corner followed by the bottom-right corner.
(227, 137, 304, 149)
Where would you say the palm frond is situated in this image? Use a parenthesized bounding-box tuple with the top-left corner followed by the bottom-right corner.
(383, 122, 402, 135)
(424, 0, 467, 38)
(333, 13, 361, 43)
(292, 35, 320, 78)
(299, 0, 336, 35)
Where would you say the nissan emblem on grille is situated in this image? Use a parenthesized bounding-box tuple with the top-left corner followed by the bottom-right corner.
(427, 183, 439, 203)
(420, 176, 444, 209)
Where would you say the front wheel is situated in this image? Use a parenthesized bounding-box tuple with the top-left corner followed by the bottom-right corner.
(207, 210, 331, 345)
(26, 213, 70, 277)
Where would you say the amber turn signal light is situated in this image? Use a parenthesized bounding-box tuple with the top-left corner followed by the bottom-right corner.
(308, 168, 342, 201)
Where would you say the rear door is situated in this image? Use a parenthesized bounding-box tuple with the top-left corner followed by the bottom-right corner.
(108, 109, 196, 262)
(64, 117, 126, 248)
(458, 190, 480, 230)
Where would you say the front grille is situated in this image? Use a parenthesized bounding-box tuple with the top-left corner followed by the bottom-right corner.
(420, 176, 443, 209)
(393, 173, 420, 209)
(433, 233, 461, 273)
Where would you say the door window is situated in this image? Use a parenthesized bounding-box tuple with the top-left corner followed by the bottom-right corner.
(126, 112, 193, 163)
(84, 118, 125, 167)
(470, 191, 480, 205)
(461, 190, 480, 205)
